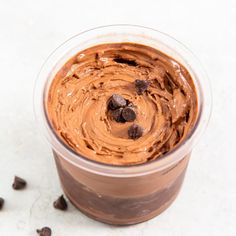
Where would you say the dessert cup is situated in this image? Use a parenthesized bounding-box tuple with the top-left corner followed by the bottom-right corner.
(34, 25, 212, 225)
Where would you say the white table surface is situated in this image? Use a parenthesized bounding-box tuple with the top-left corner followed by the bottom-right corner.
(0, 0, 236, 235)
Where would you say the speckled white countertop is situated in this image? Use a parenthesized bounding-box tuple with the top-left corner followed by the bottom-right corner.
(0, 0, 236, 235)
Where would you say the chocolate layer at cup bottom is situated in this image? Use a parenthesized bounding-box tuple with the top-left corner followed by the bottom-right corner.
(54, 154, 187, 225)
(64, 184, 181, 225)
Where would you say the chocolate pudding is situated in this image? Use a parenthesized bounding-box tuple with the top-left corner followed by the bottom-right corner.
(46, 43, 198, 224)
(47, 43, 197, 165)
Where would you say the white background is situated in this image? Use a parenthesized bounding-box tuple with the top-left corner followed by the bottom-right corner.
(0, 0, 236, 235)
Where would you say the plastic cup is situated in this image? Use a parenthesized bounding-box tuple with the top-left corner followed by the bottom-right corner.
(34, 25, 212, 225)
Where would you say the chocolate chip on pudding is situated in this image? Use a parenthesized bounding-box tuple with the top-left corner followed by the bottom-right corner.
(108, 94, 136, 123)
(135, 79, 149, 95)
(111, 108, 125, 123)
(108, 94, 127, 110)
(128, 124, 143, 139)
(122, 107, 136, 122)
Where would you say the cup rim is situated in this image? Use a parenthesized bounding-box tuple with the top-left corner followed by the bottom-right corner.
(34, 24, 212, 177)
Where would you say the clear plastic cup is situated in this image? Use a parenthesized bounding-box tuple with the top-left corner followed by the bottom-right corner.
(34, 25, 212, 225)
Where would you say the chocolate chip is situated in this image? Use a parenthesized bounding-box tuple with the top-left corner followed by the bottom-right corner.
(36, 227, 52, 236)
(128, 124, 143, 139)
(122, 107, 136, 122)
(53, 195, 68, 211)
(135, 79, 149, 95)
(12, 176, 27, 190)
(111, 108, 125, 122)
(0, 197, 4, 210)
(108, 94, 127, 110)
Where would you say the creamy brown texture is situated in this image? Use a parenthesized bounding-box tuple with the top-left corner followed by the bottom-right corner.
(47, 43, 197, 165)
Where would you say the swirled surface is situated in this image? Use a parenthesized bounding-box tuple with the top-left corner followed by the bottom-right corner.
(47, 43, 197, 165)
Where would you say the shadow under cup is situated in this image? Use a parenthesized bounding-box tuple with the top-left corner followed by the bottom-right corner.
(34, 25, 212, 225)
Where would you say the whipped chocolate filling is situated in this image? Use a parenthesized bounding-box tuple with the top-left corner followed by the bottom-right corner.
(47, 43, 197, 165)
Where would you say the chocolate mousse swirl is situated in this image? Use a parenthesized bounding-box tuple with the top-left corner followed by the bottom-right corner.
(47, 43, 197, 165)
